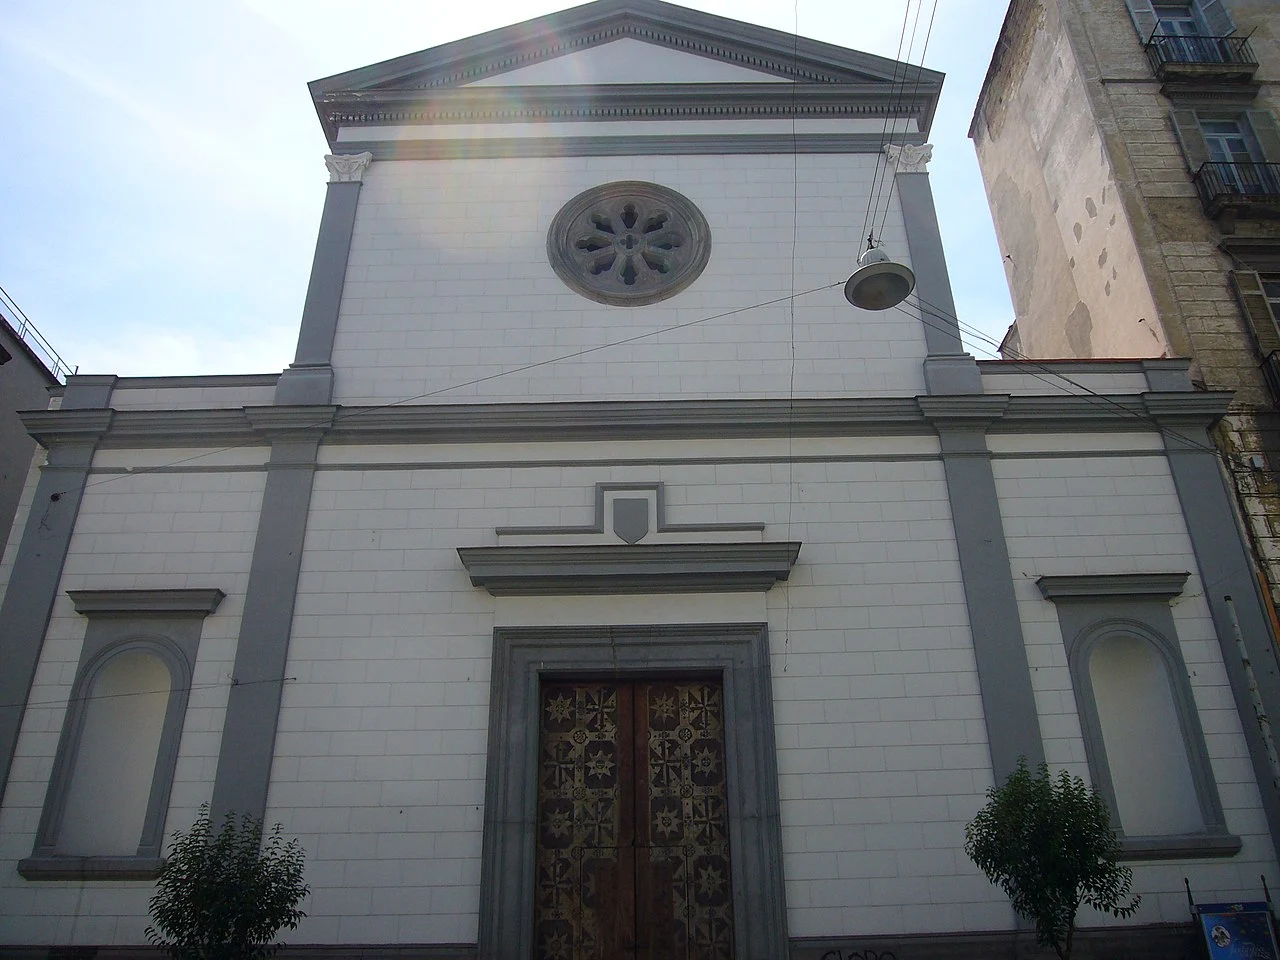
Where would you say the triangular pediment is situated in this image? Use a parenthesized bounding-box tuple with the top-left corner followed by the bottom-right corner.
(462, 37, 787, 86)
(313, 0, 938, 95)
(309, 0, 943, 145)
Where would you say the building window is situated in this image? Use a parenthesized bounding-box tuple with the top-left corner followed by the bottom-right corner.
(1126, 0, 1235, 41)
(18, 589, 223, 881)
(1170, 110, 1280, 224)
(1262, 274, 1280, 316)
(547, 181, 712, 307)
(1153, 2, 1203, 36)
(1038, 574, 1240, 860)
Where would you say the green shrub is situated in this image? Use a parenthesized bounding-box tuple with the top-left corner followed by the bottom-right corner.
(146, 805, 308, 960)
(964, 758, 1139, 960)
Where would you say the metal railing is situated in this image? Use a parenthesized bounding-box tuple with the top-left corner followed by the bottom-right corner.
(1145, 33, 1257, 72)
(1262, 351, 1280, 409)
(0, 286, 74, 383)
(1193, 161, 1280, 211)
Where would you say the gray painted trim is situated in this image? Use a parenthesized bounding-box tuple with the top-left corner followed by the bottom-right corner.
(1037, 573, 1189, 600)
(457, 542, 801, 595)
(896, 173, 965, 362)
(1162, 426, 1280, 861)
(278, 180, 364, 406)
(0, 396, 111, 810)
(209, 432, 324, 826)
(1047, 598, 1233, 849)
(19, 409, 114, 445)
(1142, 359, 1195, 392)
(322, 84, 935, 123)
(928, 417, 1044, 783)
(17, 856, 165, 881)
(112, 374, 281, 390)
(338, 133, 924, 161)
(68, 588, 225, 616)
(61, 375, 117, 410)
(310, 0, 942, 127)
(1119, 834, 1242, 860)
(791, 924, 1203, 960)
(980, 358, 1193, 377)
(246, 405, 340, 434)
(924, 356, 983, 396)
(16, 391, 1235, 451)
(478, 623, 788, 959)
(27, 601, 216, 876)
(496, 482, 765, 538)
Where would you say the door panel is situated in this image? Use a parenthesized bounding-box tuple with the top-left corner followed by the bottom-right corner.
(534, 680, 734, 960)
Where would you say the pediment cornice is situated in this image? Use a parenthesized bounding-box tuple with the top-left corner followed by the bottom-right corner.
(309, 0, 943, 144)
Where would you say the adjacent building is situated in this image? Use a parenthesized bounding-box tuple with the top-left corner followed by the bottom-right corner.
(971, 0, 1280, 615)
(0, 294, 64, 561)
(4, 1, 1280, 956)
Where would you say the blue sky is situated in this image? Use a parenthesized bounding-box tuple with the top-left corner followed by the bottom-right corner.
(0, 0, 1015, 378)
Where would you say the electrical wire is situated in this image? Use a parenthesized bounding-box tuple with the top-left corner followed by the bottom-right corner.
(48, 281, 843, 500)
(876, 0, 940, 242)
(872, 0, 928, 242)
(900, 292, 1253, 465)
(860, 0, 915, 256)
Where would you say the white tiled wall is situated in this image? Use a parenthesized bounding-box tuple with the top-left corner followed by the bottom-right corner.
(0, 460, 264, 944)
(269, 437, 997, 943)
(3, 430, 1275, 945)
(330, 153, 924, 405)
(994, 448, 1277, 925)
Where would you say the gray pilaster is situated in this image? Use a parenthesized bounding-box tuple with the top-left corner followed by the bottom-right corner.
(1157, 416, 1280, 861)
(895, 169, 982, 395)
(274, 160, 367, 407)
(209, 408, 335, 825)
(0, 380, 114, 809)
(896, 172, 964, 354)
(921, 397, 1045, 784)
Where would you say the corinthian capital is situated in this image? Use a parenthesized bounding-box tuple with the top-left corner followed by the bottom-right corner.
(324, 152, 374, 183)
(884, 143, 933, 174)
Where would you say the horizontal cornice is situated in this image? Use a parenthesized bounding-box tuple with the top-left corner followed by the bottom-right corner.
(340, 132, 922, 161)
(68, 588, 226, 616)
(19, 409, 113, 446)
(21, 392, 1232, 449)
(457, 542, 801, 595)
(318, 82, 937, 130)
(1037, 573, 1190, 601)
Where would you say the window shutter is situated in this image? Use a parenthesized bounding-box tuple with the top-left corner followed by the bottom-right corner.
(1247, 111, 1280, 163)
(1230, 271, 1280, 356)
(1170, 109, 1210, 171)
(1194, 0, 1236, 36)
(1125, 0, 1159, 40)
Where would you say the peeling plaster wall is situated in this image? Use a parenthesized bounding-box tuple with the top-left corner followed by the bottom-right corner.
(973, 0, 1280, 616)
(972, 0, 1165, 361)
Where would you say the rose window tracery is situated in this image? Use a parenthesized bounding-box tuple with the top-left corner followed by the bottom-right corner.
(547, 181, 712, 306)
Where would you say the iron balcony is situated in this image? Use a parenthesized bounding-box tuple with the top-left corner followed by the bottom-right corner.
(1145, 34, 1258, 82)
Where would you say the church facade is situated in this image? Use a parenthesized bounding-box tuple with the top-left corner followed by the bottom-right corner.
(2, 2, 1280, 957)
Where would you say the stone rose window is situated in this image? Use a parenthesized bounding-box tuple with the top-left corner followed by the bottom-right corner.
(547, 181, 712, 306)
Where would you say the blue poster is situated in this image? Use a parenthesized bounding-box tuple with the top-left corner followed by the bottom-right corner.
(1198, 903, 1280, 960)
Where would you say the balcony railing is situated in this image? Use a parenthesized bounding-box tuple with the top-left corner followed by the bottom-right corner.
(1145, 34, 1258, 81)
(0, 286, 73, 383)
(1193, 162, 1280, 220)
(1262, 351, 1280, 409)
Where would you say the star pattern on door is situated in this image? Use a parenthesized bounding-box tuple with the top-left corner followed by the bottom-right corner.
(534, 680, 734, 959)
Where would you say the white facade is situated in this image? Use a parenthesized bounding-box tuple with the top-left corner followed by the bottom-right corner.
(2, 2, 1278, 958)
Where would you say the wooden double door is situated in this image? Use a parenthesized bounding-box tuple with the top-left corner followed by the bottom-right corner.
(533, 679, 735, 960)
